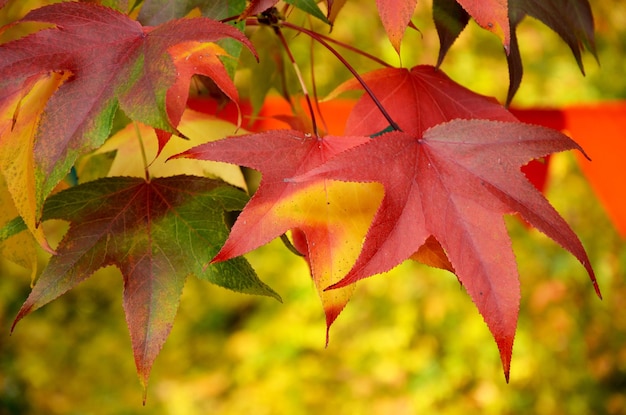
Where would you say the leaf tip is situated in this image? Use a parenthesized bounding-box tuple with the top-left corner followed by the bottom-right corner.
(165, 150, 189, 162)
(323, 303, 346, 347)
(12, 293, 40, 331)
(496, 332, 515, 385)
(578, 251, 601, 299)
(590, 271, 602, 300)
(141, 383, 148, 406)
(263, 285, 282, 303)
(10, 307, 29, 334)
(135, 357, 153, 406)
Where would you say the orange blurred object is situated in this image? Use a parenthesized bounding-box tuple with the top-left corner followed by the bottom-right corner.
(514, 104, 626, 238)
(566, 103, 626, 237)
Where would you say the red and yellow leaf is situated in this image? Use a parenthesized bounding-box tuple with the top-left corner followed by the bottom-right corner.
(173, 130, 384, 339)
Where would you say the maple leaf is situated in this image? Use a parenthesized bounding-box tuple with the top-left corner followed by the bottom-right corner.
(375, 0, 418, 54)
(9, 175, 279, 396)
(330, 64, 521, 267)
(294, 119, 600, 380)
(332, 64, 551, 212)
(330, 65, 518, 138)
(172, 130, 384, 341)
(0, 2, 254, 219)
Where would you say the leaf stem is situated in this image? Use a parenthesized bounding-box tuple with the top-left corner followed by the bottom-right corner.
(280, 233, 305, 257)
(307, 26, 330, 135)
(274, 27, 320, 137)
(301, 28, 393, 69)
(280, 21, 402, 132)
(133, 122, 150, 181)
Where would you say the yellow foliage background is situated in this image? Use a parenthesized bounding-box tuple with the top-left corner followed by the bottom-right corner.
(1, 0, 625, 414)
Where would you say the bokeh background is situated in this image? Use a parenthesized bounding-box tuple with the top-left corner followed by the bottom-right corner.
(1, 0, 625, 414)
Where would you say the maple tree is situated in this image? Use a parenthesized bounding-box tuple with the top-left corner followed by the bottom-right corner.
(0, 0, 602, 400)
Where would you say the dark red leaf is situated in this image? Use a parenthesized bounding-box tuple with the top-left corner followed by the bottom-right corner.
(506, 0, 596, 105)
(433, 0, 470, 68)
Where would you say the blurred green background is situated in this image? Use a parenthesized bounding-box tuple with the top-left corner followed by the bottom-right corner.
(1, 0, 625, 414)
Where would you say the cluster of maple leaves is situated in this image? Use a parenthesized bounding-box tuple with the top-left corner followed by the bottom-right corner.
(0, 0, 601, 397)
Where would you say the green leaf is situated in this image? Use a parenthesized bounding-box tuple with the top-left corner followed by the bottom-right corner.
(11, 175, 279, 393)
(0, 215, 26, 243)
(284, 0, 331, 25)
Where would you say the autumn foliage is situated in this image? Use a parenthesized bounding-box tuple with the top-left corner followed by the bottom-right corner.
(0, 0, 601, 399)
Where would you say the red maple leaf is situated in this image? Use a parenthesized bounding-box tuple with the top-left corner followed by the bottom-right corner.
(294, 119, 600, 380)
(172, 130, 383, 341)
(332, 65, 518, 138)
(335, 64, 551, 204)
(0, 2, 253, 213)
